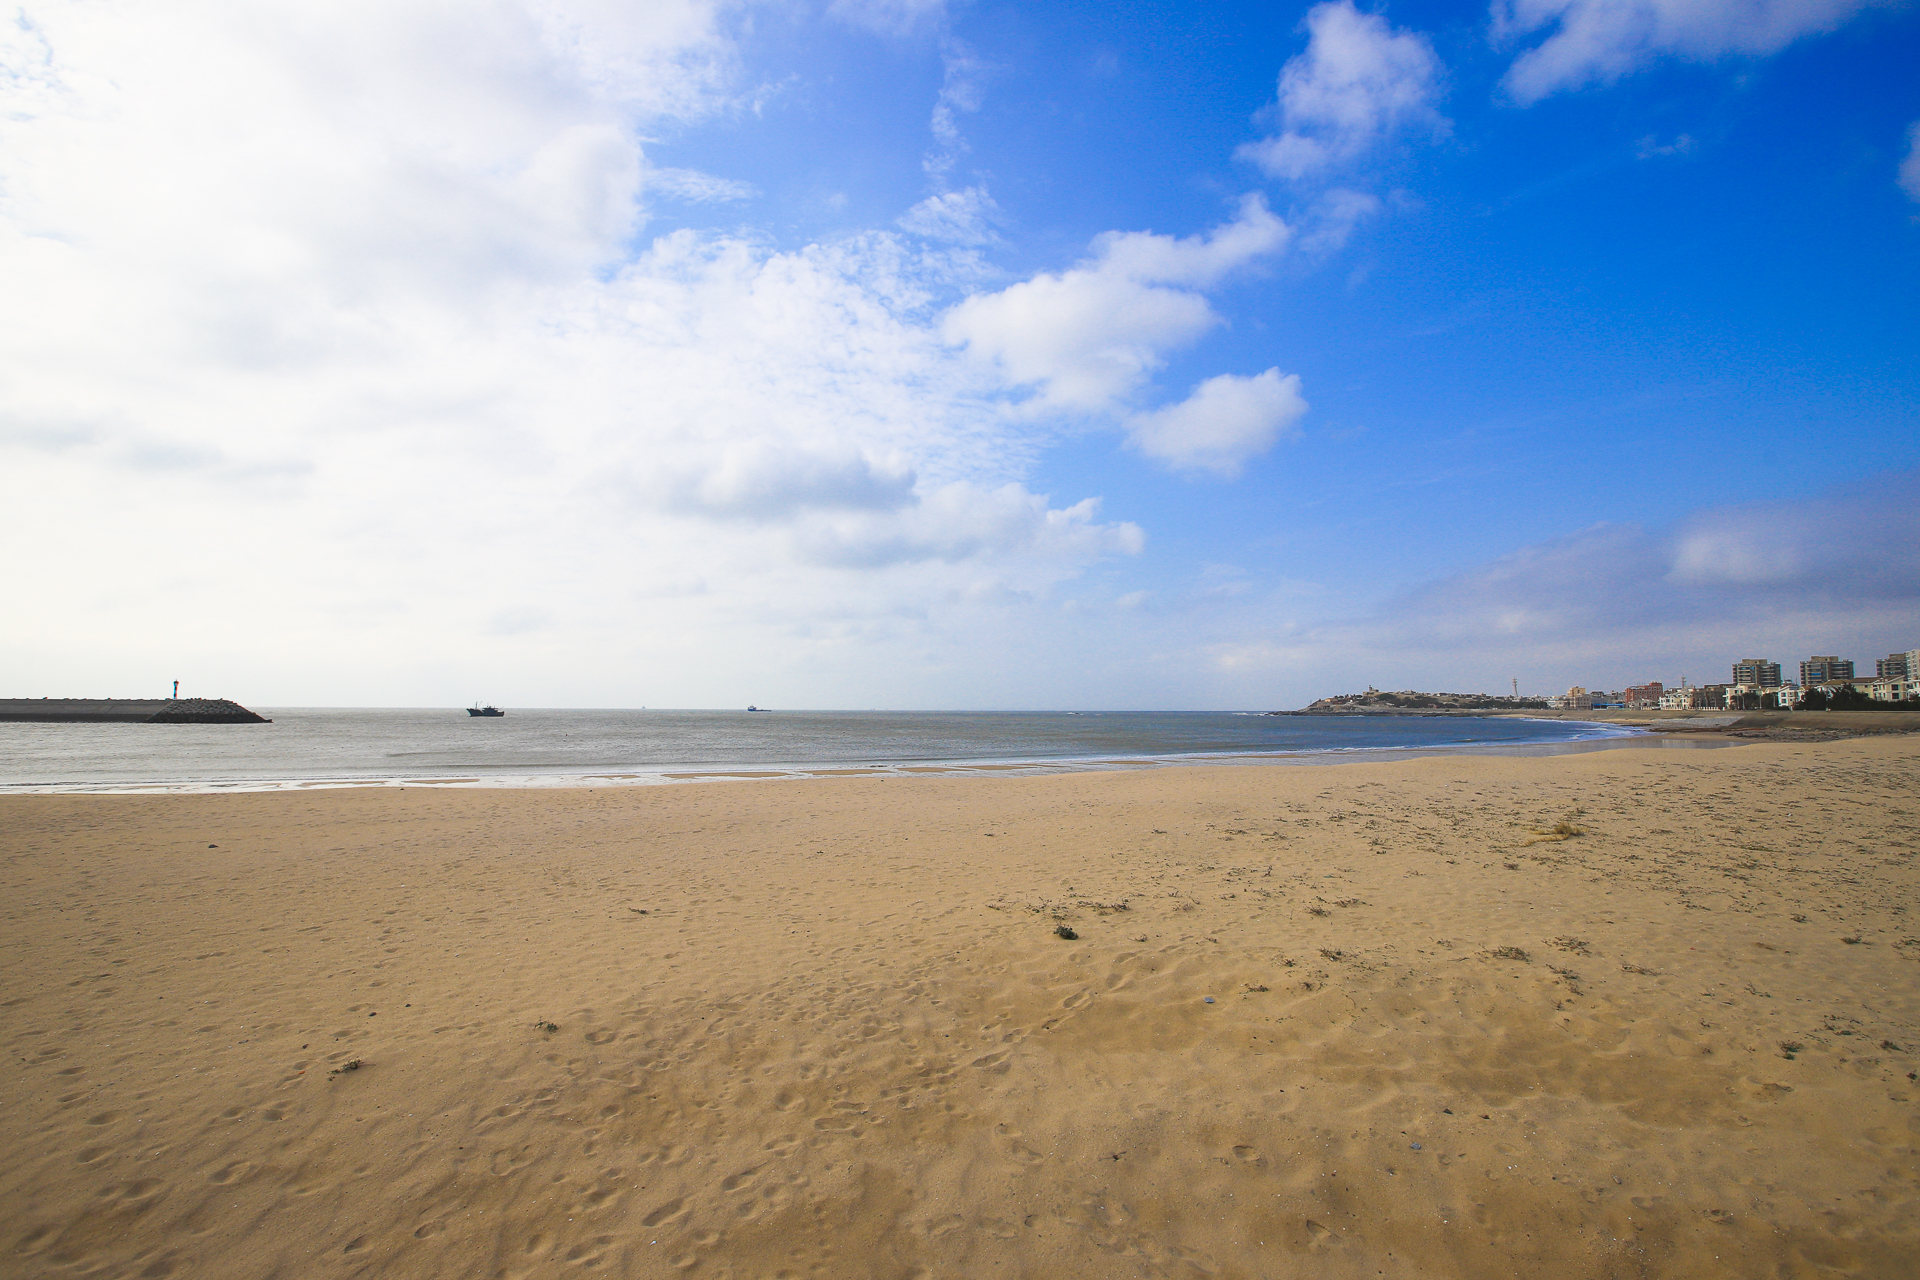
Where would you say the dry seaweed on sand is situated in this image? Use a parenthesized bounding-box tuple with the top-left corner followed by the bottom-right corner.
(1522, 810, 1589, 845)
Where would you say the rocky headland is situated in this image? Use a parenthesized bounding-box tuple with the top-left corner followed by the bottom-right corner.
(1275, 689, 1551, 715)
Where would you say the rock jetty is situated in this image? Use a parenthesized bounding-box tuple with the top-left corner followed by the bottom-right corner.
(0, 698, 271, 724)
(1276, 690, 1550, 715)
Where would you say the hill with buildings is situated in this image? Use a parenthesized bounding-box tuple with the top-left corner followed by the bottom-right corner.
(1279, 690, 1551, 715)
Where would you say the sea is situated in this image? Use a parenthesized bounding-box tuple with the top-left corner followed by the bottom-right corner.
(0, 708, 1731, 794)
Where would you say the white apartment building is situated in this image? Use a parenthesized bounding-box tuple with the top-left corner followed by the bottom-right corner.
(1870, 675, 1919, 702)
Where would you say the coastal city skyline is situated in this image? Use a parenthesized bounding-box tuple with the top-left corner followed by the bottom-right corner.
(3, 1, 1915, 709)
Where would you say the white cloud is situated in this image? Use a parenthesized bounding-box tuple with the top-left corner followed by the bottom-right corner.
(648, 166, 757, 203)
(924, 42, 987, 187)
(1297, 187, 1384, 252)
(898, 186, 1001, 244)
(1634, 133, 1696, 159)
(1901, 122, 1920, 203)
(941, 196, 1291, 412)
(827, 0, 949, 37)
(1239, 1, 1447, 180)
(1496, 0, 1881, 104)
(793, 484, 1143, 569)
(641, 443, 918, 521)
(1127, 370, 1308, 477)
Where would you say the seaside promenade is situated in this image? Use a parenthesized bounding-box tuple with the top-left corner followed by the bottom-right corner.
(3, 735, 1916, 1278)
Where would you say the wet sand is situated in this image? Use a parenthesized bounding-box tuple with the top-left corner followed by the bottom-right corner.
(3, 735, 1917, 1278)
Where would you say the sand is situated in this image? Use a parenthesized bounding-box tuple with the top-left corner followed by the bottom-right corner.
(3, 737, 1917, 1279)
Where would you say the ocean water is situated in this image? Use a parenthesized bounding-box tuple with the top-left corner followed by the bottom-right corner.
(0, 708, 1716, 793)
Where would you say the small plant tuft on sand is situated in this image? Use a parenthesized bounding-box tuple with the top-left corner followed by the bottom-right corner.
(1522, 817, 1587, 846)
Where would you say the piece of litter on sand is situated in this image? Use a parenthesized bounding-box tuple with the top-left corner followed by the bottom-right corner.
(1204, 996, 1215, 1004)
(1410, 1142, 1423, 1150)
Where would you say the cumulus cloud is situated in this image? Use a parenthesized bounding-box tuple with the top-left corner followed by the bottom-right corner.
(1901, 122, 1920, 203)
(942, 196, 1290, 412)
(1238, 1, 1448, 180)
(1496, 0, 1881, 103)
(1127, 370, 1308, 477)
(642, 444, 918, 521)
(794, 484, 1142, 569)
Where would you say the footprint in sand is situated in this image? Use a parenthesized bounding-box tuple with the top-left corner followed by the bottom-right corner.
(14, 1224, 56, 1256)
(562, 1235, 615, 1264)
(103, 1178, 165, 1203)
(490, 1149, 533, 1176)
(642, 1198, 688, 1228)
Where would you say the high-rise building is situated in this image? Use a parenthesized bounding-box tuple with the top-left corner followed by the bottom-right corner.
(1800, 656, 1854, 687)
(1732, 658, 1781, 688)
(1624, 682, 1664, 707)
(1878, 653, 1911, 680)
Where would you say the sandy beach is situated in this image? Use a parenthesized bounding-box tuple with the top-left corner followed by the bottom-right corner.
(4, 736, 1917, 1279)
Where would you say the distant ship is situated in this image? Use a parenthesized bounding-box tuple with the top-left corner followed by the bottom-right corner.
(747, 705, 768, 712)
(467, 704, 505, 717)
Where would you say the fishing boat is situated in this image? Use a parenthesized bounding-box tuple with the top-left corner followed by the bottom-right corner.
(467, 703, 505, 717)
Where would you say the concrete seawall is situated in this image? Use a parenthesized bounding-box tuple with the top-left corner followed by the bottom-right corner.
(0, 699, 271, 724)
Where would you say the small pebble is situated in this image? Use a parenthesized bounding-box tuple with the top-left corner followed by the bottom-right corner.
(1203, 997, 1215, 1004)
(1410, 1142, 1422, 1151)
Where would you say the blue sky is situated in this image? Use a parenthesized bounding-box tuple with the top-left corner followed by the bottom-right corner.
(2, 0, 1915, 708)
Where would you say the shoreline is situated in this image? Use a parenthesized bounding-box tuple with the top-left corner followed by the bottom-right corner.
(0, 718, 1702, 795)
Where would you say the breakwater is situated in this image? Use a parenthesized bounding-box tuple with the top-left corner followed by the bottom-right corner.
(0, 699, 270, 724)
